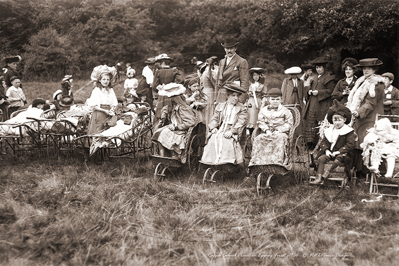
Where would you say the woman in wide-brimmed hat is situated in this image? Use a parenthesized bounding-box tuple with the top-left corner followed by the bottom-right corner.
(249, 88, 294, 170)
(346, 58, 385, 175)
(152, 83, 198, 160)
(331, 58, 358, 105)
(201, 83, 247, 168)
(302, 57, 336, 148)
(152, 54, 183, 120)
(246, 68, 267, 132)
(3, 55, 22, 89)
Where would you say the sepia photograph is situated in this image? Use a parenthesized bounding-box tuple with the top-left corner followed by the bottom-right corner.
(0, 0, 398, 265)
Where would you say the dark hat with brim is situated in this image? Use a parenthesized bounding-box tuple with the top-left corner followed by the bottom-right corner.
(311, 57, 329, 65)
(327, 99, 352, 124)
(144, 57, 156, 64)
(266, 88, 282, 97)
(301, 63, 313, 70)
(223, 83, 246, 94)
(4, 55, 21, 64)
(342, 57, 358, 69)
(356, 58, 383, 67)
(10, 76, 20, 82)
(249, 67, 267, 74)
(382, 72, 395, 81)
(32, 98, 46, 108)
(59, 97, 74, 107)
(221, 38, 239, 48)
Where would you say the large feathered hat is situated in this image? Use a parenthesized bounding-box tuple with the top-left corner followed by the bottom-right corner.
(327, 99, 352, 124)
(158, 83, 186, 97)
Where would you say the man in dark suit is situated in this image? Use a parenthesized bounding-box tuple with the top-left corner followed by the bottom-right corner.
(216, 38, 249, 103)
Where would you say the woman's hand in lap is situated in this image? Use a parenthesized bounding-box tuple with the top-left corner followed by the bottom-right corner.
(223, 130, 233, 138)
(167, 124, 175, 131)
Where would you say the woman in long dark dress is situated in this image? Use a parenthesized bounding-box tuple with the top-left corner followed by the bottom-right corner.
(302, 58, 335, 148)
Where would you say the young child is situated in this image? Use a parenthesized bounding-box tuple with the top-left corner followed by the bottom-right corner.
(184, 75, 207, 123)
(381, 72, 399, 119)
(361, 118, 399, 178)
(123, 92, 138, 112)
(311, 99, 357, 184)
(6, 76, 26, 116)
(124, 68, 138, 96)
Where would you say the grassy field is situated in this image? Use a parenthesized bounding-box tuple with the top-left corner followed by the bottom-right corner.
(1, 77, 399, 265)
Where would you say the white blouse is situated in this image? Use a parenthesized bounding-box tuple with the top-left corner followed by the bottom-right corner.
(86, 87, 118, 111)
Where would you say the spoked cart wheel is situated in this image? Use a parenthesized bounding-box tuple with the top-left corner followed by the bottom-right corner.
(203, 168, 221, 184)
(256, 173, 274, 196)
(188, 134, 201, 174)
(293, 135, 310, 184)
(154, 163, 167, 182)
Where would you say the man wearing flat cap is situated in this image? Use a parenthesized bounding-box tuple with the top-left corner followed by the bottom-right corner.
(3, 55, 22, 89)
(216, 37, 249, 104)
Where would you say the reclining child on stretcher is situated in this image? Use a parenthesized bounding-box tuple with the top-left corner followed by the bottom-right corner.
(0, 98, 46, 135)
(89, 107, 148, 155)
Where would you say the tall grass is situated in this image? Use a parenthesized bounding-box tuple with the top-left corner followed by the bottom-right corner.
(1, 155, 399, 265)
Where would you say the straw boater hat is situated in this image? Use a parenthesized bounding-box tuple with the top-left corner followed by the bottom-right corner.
(356, 58, 383, 67)
(266, 88, 283, 97)
(382, 72, 395, 81)
(222, 83, 246, 94)
(284, 66, 302, 75)
(249, 67, 267, 74)
(4, 55, 21, 64)
(155, 54, 173, 62)
(53, 90, 63, 100)
(221, 37, 239, 48)
(158, 83, 186, 97)
(326, 99, 352, 124)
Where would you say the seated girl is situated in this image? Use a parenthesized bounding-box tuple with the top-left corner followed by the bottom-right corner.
(249, 88, 293, 169)
(184, 75, 208, 123)
(361, 118, 399, 178)
(152, 83, 198, 159)
(311, 99, 357, 184)
(201, 83, 247, 166)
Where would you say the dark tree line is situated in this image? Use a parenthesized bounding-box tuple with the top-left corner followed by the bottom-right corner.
(1, 0, 399, 83)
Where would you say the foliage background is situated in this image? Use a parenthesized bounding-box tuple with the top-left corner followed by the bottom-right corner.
(1, 0, 399, 84)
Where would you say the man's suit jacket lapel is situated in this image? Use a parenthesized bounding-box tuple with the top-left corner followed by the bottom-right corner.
(226, 55, 237, 70)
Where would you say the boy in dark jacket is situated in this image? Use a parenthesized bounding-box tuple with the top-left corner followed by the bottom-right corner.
(312, 99, 357, 184)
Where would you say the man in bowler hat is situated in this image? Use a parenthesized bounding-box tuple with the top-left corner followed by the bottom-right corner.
(216, 38, 249, 103)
